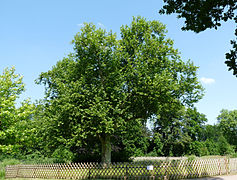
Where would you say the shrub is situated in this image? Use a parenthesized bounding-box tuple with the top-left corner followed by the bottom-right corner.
(188, 141, 209, 156)
(51, 146, 74, 163)
(230, 152, 237, 158)
(218, 136, 235, 155)
(187, 155, 197, 161)
(204, 139, 220, 155)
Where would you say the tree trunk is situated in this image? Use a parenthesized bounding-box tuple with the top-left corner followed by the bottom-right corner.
(100, 134, 111, 164)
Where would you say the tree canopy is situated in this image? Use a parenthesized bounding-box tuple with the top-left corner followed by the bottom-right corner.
(37, 17, 203, 163)
(160, 0, 237, 76)
(0, 67, 35, 155)
(217, 109, 237, 148)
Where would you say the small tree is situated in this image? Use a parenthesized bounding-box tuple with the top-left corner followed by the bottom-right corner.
(0, 67, 35, 156)
(37, 17, 203, 163)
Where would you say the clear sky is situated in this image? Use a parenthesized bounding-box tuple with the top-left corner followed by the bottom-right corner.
(1, 0, 237, 124)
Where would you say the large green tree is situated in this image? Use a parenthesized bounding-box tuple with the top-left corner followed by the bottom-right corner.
(160, 0, 237, 76)
(37, 17, 203, 163)
(0, 67, 35, 155)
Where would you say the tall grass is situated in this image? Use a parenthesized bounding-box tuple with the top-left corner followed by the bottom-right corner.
(0, 159, 21, 179)
(0, 153, 66, 179)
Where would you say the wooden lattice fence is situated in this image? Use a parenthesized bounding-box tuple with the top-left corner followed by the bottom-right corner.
(5, 158, 237, 179)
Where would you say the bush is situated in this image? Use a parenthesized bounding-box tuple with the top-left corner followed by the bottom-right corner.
(204, 139, 220, 155)
(144, 151, 158, 157)
(24, 151, 56, 164)
(51, 146, 74, 163)
(186, 155, 197, 161)
(188, 141, 209, 156)
(230, 152, 237, 158)
(218, 136, 235, 155)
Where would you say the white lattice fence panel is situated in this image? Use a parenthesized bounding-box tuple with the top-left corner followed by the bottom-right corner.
(5, 158, 237, 179)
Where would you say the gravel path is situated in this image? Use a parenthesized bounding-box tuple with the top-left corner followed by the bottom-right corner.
(186, 174, 237, 180)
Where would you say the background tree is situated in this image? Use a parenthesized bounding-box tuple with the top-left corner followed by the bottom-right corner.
(182, 108, 207, 142)
(0, 67, 35, 156)
(151, 107, 207, 156)
(190, 122, 236, 156)
(160, 0, 237, 76)
(37, 17, 203, 163)
(217, 109, 237, 149)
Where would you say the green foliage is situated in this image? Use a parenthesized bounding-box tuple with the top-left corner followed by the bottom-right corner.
(188, 141, 209, 157)
(149, 107, 237, 157)
(160, 0, 236, 33)
(0, 156, 62, 179)
(230, 152, 237, 158)
(3, 19, 230, 162)
(186, 155, 196, 161)
(0, 67, 35, 156)
(152, 108, 207, 157)
(144, 151, 159, 157)
(204, 139, 220, 155)
(218, 136, 235, 155)
(119, 120, 150, 158)
(0, 158, 21, 179)
(152, 133, 164, 156)
(51, 146, 74, 163)
(3, 17, 236, 163)
(201, 124, 220, 141)
(36, 16, 203, 162)
(217, 109, 237, 148)
(23, 151, 56, 164)
(186, 136, 235, 157)
(160, 0, 237, 76)
(182, 108, 207, 141)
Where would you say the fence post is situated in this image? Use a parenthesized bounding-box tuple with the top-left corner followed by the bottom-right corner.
(151, 166, 155, 180)
(56, 164, 59, 179)
(218, 159, 221, 176)
(124, 163, 128, 180)
(225, 157, 229, 175)
(5, 165, 9, 179)
(164, 161, 167, 180)
(88, 163, 91, 179)
(16, 164, 20, 178)
(33, 165, 36, 178)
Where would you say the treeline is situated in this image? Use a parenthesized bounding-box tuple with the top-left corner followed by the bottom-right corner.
(0, 17, 236, 163)
(1, 72, 236, 162)
(149, 108, 236, 157)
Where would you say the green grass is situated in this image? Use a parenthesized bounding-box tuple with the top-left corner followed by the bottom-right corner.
(0, 159, 21, 179)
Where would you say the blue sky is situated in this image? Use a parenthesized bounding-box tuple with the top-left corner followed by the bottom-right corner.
(1, 0, 237, 124)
